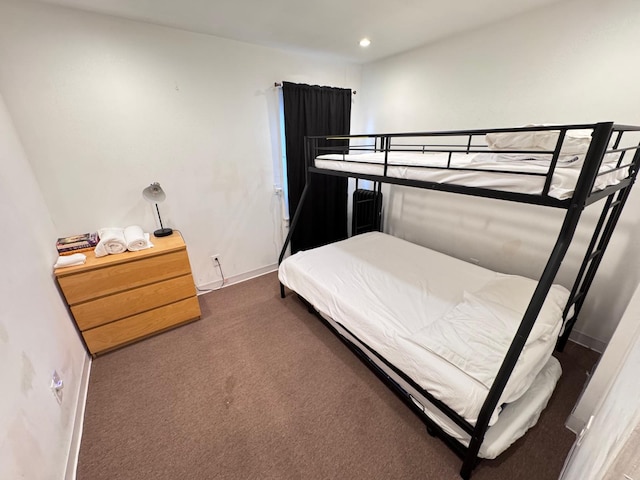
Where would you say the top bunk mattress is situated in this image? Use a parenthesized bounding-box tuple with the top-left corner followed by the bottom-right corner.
(278, 232, 569, 427)
(314, 151, 626, 200)
(311, 123, 640, 201)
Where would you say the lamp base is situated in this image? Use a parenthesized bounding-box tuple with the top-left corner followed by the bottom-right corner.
(153, 228, 173, 237)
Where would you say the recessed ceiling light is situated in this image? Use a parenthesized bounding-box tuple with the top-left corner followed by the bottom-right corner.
(359, 38, 371, 48)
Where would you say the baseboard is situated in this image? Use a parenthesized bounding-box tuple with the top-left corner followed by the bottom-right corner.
(568, 329, 607, 354)
(564, 334, 606, 435)
(65, 354, 92, 480)
(197, 263, 277, 293)
(565, 413, 585, 435)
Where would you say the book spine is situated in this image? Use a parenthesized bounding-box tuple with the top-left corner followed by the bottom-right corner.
(56, 232, 99, 249)
(57, 245, 95, 255)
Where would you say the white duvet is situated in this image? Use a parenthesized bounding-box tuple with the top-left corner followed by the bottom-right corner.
(278, 232, 567, 427)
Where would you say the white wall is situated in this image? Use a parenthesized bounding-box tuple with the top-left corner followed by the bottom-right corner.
(0, 92, 87, 478)
(567, 281, 640, 433)
(0, 0, 361, 290)
(356, 0, 640, 347)
(559, 283, 640, 480)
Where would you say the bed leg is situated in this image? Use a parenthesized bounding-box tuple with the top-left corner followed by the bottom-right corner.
(460, 438, 481, 480)
(556, 335, 568, 352)
(459, 465, 472, 480)
(280, 282, 285, 299)
(555, 318, 575, 352)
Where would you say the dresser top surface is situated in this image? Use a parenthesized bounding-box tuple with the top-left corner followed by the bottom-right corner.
(54, 231, 186, 277)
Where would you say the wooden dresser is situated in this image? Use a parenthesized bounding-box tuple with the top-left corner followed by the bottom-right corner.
(54, 232, 201, 356)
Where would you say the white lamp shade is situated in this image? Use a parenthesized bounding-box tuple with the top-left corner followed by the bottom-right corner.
(142, 182, 166, 203)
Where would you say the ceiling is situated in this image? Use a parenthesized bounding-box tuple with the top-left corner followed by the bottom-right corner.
(37, 0, 565, 63)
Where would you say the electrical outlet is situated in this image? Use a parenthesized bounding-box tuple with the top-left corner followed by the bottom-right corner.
(51, 370, 63, 404)
(211, 254, 221, 265)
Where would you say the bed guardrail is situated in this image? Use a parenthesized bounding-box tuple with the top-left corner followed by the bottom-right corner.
(308, 123, 639, 207)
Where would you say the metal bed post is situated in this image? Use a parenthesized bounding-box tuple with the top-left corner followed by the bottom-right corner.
(375, 181, 383, 231)
(376, 135, 390, 232)
(353, 178, 360, 236)
(460, 203, 582, 478)
(460, 122, 615, 479)
(279, 136, 315, 298)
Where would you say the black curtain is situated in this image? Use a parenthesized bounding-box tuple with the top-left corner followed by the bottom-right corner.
(282, 82, 351, 253)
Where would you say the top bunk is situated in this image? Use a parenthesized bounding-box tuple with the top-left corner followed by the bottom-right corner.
(306, 122, 640, 208)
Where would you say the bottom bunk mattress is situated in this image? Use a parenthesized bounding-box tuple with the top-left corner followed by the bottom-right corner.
(278, 232, 567, 455)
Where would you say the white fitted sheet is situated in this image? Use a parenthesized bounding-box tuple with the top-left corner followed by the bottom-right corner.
(315, 151, 626, 200)
(278, 232, 567, 427)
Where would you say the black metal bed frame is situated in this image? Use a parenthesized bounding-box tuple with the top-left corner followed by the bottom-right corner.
(277, 122, 640, 479)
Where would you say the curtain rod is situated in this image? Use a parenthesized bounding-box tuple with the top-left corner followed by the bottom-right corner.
(274, 82, 356, 95)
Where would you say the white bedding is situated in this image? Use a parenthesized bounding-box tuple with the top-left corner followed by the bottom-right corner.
(314, 151, 626, 200)
(485, 128, 594, 155)
(278, 232, 567, 428)
(322, 309, 562, 459)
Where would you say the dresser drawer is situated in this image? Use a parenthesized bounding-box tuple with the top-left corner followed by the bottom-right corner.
(58, 249, 192, 305)
(82, 296, 201, 355)
(71, 274, 197, 331)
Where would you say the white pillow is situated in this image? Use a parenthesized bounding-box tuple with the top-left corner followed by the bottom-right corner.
(469, 273, 568, 342)
(413, 291, 557, 389)
(485, 125, 593, 156)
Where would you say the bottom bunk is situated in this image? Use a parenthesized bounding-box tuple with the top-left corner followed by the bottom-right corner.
(278, 232, 568, 472)
(318, 309, 561, 460)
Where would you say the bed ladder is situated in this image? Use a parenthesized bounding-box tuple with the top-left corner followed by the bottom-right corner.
(557, 178, 636, 350)
(557, 126, 640, 349)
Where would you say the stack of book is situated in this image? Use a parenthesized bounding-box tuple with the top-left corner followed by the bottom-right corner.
(56, 232, 100, 256)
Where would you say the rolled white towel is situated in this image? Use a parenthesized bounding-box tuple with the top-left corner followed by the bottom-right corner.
(54, 253, 86, 269)
(94, 227, 127, 257)
(124, 225, 153, 252)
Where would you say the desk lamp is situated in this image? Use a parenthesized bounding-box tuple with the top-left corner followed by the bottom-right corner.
(142, 182, 173, 237)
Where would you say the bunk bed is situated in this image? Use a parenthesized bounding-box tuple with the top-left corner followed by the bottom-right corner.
(277, 122, 640, 479)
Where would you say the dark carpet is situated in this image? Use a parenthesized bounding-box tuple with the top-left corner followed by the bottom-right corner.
(76, 271, 598, 480)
